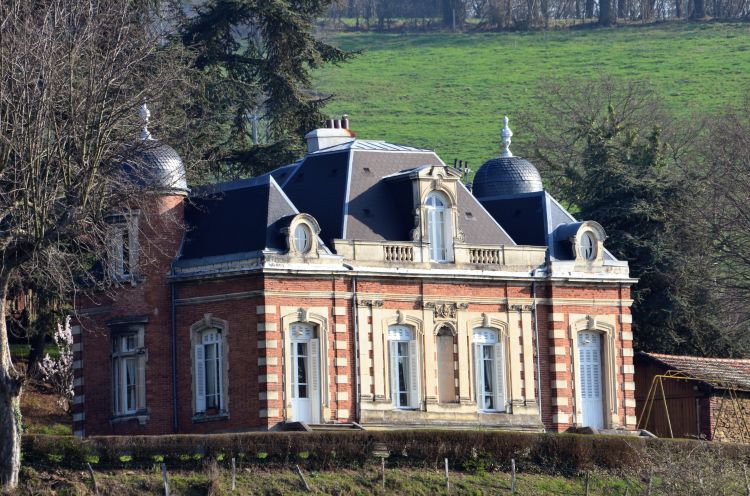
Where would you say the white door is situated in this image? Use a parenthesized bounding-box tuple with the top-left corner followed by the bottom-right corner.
(290, 324, 320, 424)
(579, 332, 604, 429)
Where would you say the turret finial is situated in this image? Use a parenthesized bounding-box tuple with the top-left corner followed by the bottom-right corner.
(139, 103, 152, 140)
(500, 115, 513, 158)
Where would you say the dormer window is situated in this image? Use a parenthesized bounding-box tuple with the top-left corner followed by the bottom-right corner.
(286, 214, 323, 257)
(294, 224, 312, 254)
(425, 191, 452, 262)
(580, 231, 597, 261)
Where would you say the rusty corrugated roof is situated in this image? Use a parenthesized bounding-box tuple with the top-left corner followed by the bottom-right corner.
(642, 352, 750, 392)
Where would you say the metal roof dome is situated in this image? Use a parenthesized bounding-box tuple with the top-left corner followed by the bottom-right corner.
(472, 117, 543, 198)
(127, 104, 188, 193)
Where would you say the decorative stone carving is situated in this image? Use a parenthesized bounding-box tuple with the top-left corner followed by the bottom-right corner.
(510, 304, 533, 312)
(455, 228, 465, 243)
(410, 209, 422, 241)
(423, 301, 469, 319)
(482, 313, 490, 328)
(297, 307, 308, 322)
(586, 315, 596, 330)
(358, 299, 384, 308)
(396, 310, 405, 324)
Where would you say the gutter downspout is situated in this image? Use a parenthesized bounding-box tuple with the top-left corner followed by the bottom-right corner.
(531, 274, 544, 431)
(170, 228, 187, 434)
(344, 264, 360, 423)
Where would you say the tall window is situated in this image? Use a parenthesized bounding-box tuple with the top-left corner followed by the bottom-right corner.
(473, 328, 505, 412)
(107, 214, 138, 280)
(425, 192, 450, 262)
(112, 328, 145, 416)
(388, 325, 419, 409)
(195, 329, 225, 413)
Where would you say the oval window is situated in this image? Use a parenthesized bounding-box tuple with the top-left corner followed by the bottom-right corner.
(294, 224, 312, 254)
(581, 231, 596, 261)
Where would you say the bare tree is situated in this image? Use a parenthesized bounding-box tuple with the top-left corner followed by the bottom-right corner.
(0, 0, 190, 488)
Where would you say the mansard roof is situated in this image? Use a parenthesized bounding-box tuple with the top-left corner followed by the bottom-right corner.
(478, 190, 617, 262)
(280, 143, 515, 247)
(179, 175, 298, 261)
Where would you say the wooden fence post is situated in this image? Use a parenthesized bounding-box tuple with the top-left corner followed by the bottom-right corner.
(295, 464, 311, 492)
(510, 458, 516, 495)
(86, 462, 98, 495)
(231, 457, 236, 491)
(584, 471, 590, 496)
(744, 464, 750, 496)
(382, 457, 386, 490)
(160, 463, 170, 496)
(445, 458, 449, 490)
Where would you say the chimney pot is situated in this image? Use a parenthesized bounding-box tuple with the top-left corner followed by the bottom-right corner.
(325, 119, 333, 128)
(342, 114, 350, 129)
(333, 119, 341, 129)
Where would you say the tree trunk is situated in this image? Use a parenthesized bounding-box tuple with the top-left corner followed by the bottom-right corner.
(600, 0, 613, 23)
(691, 0, 705, 17)
(0, 271, 23, 490)
(585, 0, 595, 18)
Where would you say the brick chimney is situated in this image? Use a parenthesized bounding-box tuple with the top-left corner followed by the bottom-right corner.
(305, 115, 355, 153)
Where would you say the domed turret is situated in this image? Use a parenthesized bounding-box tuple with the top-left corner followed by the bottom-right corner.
(129, 104, 188, 194)
(472, 117, 543, 198)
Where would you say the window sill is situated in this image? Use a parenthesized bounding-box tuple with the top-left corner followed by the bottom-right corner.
(110, 411, 149, 426)
(192, 411, 229, 423)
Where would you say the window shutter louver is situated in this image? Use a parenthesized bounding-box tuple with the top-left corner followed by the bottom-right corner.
(493, 343, 506, 411)
(408, 340, 419, 408)
(390, 341, 399, 405)
(137, 354, 146, 410)
(217, 335, 224, 409)
(310, 339, 320, 401)
(474, 344, 482, 409)
(195, 344, 205, 413)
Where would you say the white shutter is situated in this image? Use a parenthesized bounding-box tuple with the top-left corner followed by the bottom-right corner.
(493, 343, 506, 412)
(474, 344, 482, 409)
(137, 354, 146, 410)
(194, 344, 206, 413)
(217, 336, 224, 409)
(390, 341, 399, 405)
(408, 340, 419, 408)
(310, 339, 320, 401)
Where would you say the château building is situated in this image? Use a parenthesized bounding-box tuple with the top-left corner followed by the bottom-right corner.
(72, 111, 637, 436)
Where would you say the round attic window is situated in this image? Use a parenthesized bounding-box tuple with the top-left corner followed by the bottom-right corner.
(580, 231, 597, 261)
(294, 224, 312, 254)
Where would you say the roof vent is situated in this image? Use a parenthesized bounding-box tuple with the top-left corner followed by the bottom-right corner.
(305, 115, 355, 153)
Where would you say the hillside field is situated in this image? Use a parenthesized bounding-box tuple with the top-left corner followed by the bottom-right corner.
(315, 22, 750, 170)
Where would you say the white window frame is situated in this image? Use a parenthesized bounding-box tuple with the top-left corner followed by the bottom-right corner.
(194, 328, 227, 415)
(388, 325, 420, 409)
(473, 328, 506, 413)
(425, 191, 452, 262)
(294, 223, 313, 254)
(112, 326, 146, 417)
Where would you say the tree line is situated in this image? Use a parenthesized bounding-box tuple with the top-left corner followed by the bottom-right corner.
(326, 0, 747, 29)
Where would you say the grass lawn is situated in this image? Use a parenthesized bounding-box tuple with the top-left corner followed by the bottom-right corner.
(315, 22, 750, 171)
(18, 465, 641, 495)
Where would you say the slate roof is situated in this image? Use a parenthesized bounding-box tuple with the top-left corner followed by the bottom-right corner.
(478, 190, 616, 261)
(123, 140, 188, 192)
(473, 156, 544, 198)
(179, 175, 297, 261)
(640, 352, 750, 392)
(281, 145, 515, 246)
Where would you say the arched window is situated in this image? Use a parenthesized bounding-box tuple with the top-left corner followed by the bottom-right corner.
(473, 328, 506, 412)
(388, 325, 419, 409)
(425, 192, 451, 262)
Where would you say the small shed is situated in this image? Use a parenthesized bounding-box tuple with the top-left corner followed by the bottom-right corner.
(635, 352, 750, 443)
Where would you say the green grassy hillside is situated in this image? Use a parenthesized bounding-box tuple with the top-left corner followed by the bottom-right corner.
(315, 22, 750, 169)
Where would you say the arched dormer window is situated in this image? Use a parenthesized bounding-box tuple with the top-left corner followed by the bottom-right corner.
(425, 191, 452, 262)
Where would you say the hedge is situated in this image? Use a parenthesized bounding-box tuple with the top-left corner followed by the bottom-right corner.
(21, 430, 750, 474)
